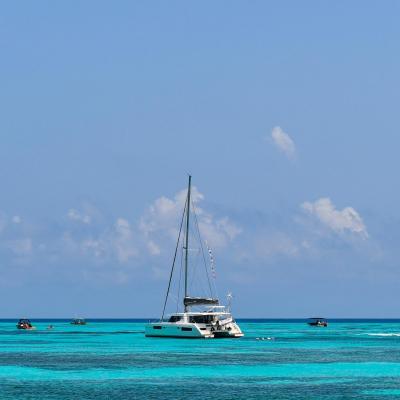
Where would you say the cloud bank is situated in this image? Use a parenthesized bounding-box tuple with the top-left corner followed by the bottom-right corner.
(140, 186, 241, 252)
(0, 187, 374, 290)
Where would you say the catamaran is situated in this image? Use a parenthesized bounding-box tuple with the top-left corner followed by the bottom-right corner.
(145, 176, 243, 339)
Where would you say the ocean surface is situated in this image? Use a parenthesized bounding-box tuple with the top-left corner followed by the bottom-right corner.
(2, 319, 400, 399)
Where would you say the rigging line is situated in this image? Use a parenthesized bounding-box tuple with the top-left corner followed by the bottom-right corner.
(176, 247, 183, 313)
(186, 219, 203, 294)
(191, 199, 214, 298)
(161, 195, 187, 321)
(188, 223, 201, 292)
(189, 248, 202, 294)
(196, 249, 208, 297)
(187, 226, 211, 298)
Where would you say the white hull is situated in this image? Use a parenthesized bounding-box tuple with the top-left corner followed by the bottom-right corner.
(145, 318, 244, 339)
(145, 322, 213, 338)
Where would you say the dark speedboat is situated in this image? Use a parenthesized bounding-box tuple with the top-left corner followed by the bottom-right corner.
(308, 317, 328, 327)
(70, 318, 86, 325)
(17, 319, 35, 330)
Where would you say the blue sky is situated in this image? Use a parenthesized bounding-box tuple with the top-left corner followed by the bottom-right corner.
(1, 1, 400, 317)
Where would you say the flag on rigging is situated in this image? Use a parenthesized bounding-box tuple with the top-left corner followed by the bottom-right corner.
(206, 242, 216, 279)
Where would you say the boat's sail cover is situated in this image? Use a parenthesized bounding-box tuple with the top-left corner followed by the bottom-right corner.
(183, 297, 219, 307)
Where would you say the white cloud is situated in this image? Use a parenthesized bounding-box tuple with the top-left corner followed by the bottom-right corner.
(147, 240, 161, 255)
(81, 238, 104, 258)
(198, 216, 242, 248)
(140, 186, 241, 251)
(68, 217, 138, 265)
(67, 209, 91, 224)
(270, 126, 296, 159)
(139, 187, 204, 238)
(113, 218, 137, 263)
(216, 217, 242, 240)
(302, 197, 368, 238)
(12, 215, 22, 224)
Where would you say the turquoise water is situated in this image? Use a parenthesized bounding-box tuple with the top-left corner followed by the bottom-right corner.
(2, 320, 400, 399)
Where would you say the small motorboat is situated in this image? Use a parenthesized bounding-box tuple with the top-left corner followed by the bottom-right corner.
(308, 317, 328, 327)
(70, 318, 86, 325)
(17, 319, 35, 330)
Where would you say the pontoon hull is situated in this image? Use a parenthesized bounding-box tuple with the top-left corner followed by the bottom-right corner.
(145, 321, 243, 338)
(145, 323, 213, 338)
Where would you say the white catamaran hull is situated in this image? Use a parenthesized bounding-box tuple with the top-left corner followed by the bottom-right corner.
(145, 322, 213, 338)
(145, 320, 244, 339)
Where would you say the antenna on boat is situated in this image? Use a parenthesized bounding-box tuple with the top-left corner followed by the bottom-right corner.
(184, 174, 191, 312)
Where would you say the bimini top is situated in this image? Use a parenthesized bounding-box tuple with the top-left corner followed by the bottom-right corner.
(183, 297, 219, 307)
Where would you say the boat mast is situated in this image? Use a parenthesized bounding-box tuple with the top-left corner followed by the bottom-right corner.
(184, 175, 191, 312)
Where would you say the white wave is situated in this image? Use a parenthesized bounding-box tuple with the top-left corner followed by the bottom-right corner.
(366, 333, 400, 337)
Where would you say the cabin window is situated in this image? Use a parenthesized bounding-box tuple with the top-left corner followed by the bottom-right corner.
(189, 315, 214, 324)
(153, 326, 162, 330)
(181, 327, 192, 331)
(168, 315, 181, 323)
